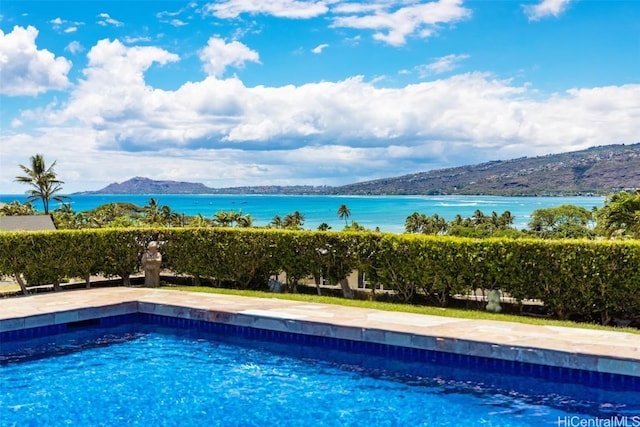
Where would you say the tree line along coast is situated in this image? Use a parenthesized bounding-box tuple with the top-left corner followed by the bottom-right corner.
(2, 154, 640, 239)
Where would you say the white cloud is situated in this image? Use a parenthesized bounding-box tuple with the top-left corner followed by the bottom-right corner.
(50, 17, 83, 33)
(204, 0, 332, 19)
(312, 43, 329, 54)
(156, 3, 197, 26)
(199, 37, 260, 78)
(65, 41, 83, 54)
(157, 4, 193, 19)
(47, 38, 640, 155)
(201, 1, 469, 46)
(331, 0, 472, 46)
(415, 54, 469, 77)
(123, 36, 152, 44)
(46, 39, 179, 126)
(331, 3, 384, 14)
(523, 0, 573, 21)
(3, 38, 639, 193)
(0, 26, 72, 96)
(97, 13, 123, 27)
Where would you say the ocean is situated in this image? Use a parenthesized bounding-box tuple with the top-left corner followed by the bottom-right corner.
(0, 194, 604, 233)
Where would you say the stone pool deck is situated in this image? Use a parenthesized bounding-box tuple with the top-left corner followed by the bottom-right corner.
(1, 287, 639, 379)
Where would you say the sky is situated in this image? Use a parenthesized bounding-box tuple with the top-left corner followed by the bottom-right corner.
(1, 0, 639, 194)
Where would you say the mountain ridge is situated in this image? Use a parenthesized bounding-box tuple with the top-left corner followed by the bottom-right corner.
(77, 143, 640, 196)
(329, 142, 640, 196)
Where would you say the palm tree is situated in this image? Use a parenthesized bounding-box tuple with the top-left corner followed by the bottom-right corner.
(472, 209, 486, 226)
(213, 210, 243, 227)
(283, 211, 305, 230)
(160, 205, 181, 226)
(337, 204, 351, 226)
(424, 214, 447, 235)
(143, 198, 161, 224)
(490, 211, 500, 227)
(404, 212, 426, 233)
(213, 210, 235, 227)
(270, 215, 283, 229)
(500, 210, 514, 227)
(236, 213, 254, 228)
(452, 214, 464, 226)
(189, 214, 210, 228)
(15, 154, 67, 214)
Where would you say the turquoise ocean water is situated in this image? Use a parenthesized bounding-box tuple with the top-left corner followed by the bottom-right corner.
(0, 194, 604, 233)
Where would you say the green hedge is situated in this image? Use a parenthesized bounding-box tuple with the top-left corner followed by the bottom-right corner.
(1, 228, 638, 323)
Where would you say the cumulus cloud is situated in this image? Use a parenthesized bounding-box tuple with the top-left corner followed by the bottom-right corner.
(0, 26, 72, 96)
(523, 0, 573, 21)
(199, 37, 260, 77)
(47, 39, 179, 126)
(4, 37, 639, 192)
(204, 0, 332, 19)
(45, 40, 640, 155)
(331, 0, 472, 46)
(312, 43, 329, 54)
(84, 39, 178, 76)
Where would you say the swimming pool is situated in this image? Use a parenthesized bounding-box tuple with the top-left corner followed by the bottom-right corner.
(2, 315, 638, 426)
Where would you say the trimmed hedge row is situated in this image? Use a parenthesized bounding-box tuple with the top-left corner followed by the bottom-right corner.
(1, 228, 638, 323)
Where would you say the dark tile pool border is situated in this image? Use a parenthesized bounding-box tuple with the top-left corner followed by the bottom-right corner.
(2, 311, 639, 392)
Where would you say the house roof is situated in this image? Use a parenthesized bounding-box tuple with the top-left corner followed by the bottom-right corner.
(0, 215, 57, 231)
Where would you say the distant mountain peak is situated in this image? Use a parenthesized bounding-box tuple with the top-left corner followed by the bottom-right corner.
(80, 177, 213, 194)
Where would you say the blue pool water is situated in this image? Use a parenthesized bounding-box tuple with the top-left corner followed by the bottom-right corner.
(1, 322, 638, 427)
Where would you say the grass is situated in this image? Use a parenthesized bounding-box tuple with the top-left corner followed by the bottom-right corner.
(162, 285, 640, 335)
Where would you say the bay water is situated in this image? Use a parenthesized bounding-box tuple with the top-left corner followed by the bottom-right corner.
(0, 194, 604, 233)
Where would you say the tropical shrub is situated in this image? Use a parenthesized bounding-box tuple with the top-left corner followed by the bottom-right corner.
(1, 228, 638, 324)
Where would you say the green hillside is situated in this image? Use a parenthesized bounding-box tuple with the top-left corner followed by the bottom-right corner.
(329, 143, 640, 196)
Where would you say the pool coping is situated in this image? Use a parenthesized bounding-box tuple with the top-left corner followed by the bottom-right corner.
(1, 287, 639, 383)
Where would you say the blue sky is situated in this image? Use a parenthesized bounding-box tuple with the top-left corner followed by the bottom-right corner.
(1, 0, 639, 193)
